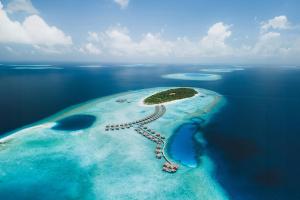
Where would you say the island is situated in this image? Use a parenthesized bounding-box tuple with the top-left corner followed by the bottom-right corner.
(162, 73, 222, 81)
(0, 87, 228, 200)
(144, 88, 198, 105)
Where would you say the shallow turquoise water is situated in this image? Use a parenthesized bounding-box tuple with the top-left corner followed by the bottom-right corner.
(162, 73, 222, 81)
(0, 87, 227, 200)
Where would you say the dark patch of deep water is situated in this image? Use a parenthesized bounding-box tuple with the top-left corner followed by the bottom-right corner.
(52, 114, 96, 131)
(1, 64, 300, 199)
(167, 122, 203, 168)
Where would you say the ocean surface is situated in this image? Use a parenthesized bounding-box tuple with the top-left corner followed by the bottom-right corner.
(0, 63, 300, 199)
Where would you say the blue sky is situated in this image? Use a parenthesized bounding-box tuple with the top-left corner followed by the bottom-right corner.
(0, 0, 300, 64)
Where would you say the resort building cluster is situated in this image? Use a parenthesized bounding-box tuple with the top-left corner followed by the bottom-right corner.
(105, 105, 179, 173)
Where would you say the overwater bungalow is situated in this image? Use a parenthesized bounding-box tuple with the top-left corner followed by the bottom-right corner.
(163, 162, 170, 168)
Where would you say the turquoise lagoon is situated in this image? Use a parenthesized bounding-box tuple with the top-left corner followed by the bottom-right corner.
(0, 87, 228, 200)
(162, 73, 222, 81)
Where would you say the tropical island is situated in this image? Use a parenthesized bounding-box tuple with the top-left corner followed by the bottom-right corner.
(144, 88, 198, 105)
(0, 87, 226, 200)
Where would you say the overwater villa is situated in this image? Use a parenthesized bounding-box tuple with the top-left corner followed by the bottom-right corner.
(104, 104, 179, 173)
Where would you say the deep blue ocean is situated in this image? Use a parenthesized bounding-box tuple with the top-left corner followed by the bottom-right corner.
(0, 63, 299, 199)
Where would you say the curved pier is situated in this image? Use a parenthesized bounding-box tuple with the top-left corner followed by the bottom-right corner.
(104, 105, 179, 173)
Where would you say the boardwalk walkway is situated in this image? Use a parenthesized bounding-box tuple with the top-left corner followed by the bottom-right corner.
(104, 105, 179, 173)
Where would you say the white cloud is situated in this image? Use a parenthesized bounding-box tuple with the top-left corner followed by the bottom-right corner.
(252, 32, 283, 56)
(79, 20, 300, 63)
(138, 33, 173, 56)
(249, 15, 293, 57)
(81, 26, 174, 57)
(80, 43, 102, 55)
(114, 0, 129, 9)
(261, 15, 290, 32)
(33, 45, 62, 54)
(87, 31, 100, 42)
(80, 23, 234, 58)
(6, 0, 38, 14)
(200, 22, 232, 56)
(0, 1, 72, 47)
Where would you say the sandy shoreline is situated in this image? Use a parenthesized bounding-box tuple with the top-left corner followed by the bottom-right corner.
(0, 123, 56, 143)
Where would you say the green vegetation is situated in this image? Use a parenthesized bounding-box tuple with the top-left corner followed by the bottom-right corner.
(144, 88, 198, 105)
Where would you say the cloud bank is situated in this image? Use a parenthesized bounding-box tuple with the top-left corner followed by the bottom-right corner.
(0, 1, 72, 47)
(80, 22, 232, 59)
(78, 15, 300, 63)
(1, 0, 299, 65)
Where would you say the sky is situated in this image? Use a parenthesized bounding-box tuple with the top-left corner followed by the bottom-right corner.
(0, 0, 300, 64)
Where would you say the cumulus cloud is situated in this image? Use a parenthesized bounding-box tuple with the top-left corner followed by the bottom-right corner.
(200, 22, 232, 56)
(80, 43, 102, 55)
(247, 16, 294, 57)
(79, 18, 300, 63)
(0, 1, 72, 47)
(85, 26, 173, 57)
(6, 0, 38, 14)
(252, 32, 282, 56)
(114, 0, 129, 9)
(80, 22, 233, 58)
(261, 15, 290, 32)
(87, 31, 101, 42)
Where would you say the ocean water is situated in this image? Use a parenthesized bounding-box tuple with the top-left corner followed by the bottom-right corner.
(167, 122, 202, 168)
(0, 87, 227, 200)
(52, 114, 96, 131)
(0, 63, 300, 199)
